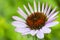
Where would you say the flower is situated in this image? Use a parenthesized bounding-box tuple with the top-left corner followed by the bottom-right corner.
(12, 0, 59, 39)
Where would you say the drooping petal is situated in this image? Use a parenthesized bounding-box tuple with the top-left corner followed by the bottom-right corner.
(15, 28, 30, 34)
(48, 11, 59, 20)
(37, 29, 44, 39)
(23, 5, 31, 15)
(44, 3, 48, 14)
(42, 3, 44, 12)
(42, 27, 51, 33)
(30, 30, 38, 36)
(18, 7, 27, 19)
(34, 0, 37, 12)
(48, 7, 57, 18)
(12, 16, 26, 23)
(38, 2, 40, 12)
(46, 16, 58, 23)
(28, 3, 34, 13)
(12, 21, 27, 28)
(45, 21, 59, 27)
(46, 5, 51, 16)
(22, 31, 30, 35)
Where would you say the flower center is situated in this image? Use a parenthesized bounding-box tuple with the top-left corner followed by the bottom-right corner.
(26, 12, 47, 30)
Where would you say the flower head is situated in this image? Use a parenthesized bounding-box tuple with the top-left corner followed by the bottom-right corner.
(12, 0, 59, 39)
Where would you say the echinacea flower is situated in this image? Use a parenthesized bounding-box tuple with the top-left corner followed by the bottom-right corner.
(12, 0, 59, 39)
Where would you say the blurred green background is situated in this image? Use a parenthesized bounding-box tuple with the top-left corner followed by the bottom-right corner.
(0, 0, 60, 40)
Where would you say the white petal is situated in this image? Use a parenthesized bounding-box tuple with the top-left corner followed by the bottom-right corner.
(30, 30, 38, 36)
(18, 7, 27, 19)
(45, 21, 59, 27)
(22, 31, 30, 35)
(15, 28, 30, 33)
(34, 0, 37, 12)
(48, 11, 59, 20)
(12, 21, 27, 28)
(37, 29, 44, 39)
(28, 3, 34, 13)
(42, 3, 44, 12)
(46, 16, 58, 23)
(48, 7, 57, 18)
(23, 5, 31, 15)
(44, 3, 48, 14)
(12, 16, 26, 23)
(42, 27, 51, 33)
(46, 5, 51, 16)
(38, 2, 40, 12)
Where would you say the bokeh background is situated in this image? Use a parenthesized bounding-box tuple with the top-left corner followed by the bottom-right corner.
(0, 0, 60, 40)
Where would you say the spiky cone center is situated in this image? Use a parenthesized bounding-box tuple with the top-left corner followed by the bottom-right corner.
(26, 12, 47, 30)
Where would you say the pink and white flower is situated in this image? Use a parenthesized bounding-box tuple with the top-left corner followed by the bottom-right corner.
(12, 0, 59, 39)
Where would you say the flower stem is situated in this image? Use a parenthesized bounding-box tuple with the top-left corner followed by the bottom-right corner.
(33, 35, 39, 40)
(33, 35, 44, 40)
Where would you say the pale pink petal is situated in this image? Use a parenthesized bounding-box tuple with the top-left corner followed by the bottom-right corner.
(22, 32, 30, 35)
(37, 29, 44, 39)
(42, 3, 44, 12)
(45, 21, 59, 27)
(15, 28, 30, 34)
(28, 3, 34, 13)
(46, 5, 51, 16)
(34, 0, 37, 12)
(46, 16, 58, 23)
(44, 3, 48, 14)
(42, 27, 51, 33)
(48, 7, 57, 18)
(12, 16, 26, 23)
(30, 30, 38, 36)
(12, 21, 27, 28)
(18, 7, 27, 19)
(38, 2, 40, 12)
(23, 5, 31, 15)
(48, 11, 59, 20)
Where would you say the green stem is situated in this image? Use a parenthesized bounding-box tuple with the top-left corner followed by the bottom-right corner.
(33, 35, 44, 40)
(33, 35, 39, 40)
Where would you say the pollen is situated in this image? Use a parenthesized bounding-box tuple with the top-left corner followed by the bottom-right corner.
(26, 12, 47, 30)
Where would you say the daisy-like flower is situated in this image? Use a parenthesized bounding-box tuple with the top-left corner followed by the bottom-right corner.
(12, 0, 59, 39)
